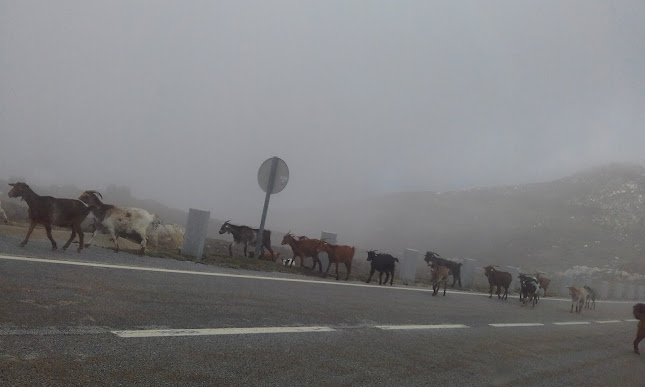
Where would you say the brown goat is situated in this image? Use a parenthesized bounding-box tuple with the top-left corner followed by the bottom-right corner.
(430, 264, 450, 296)
(7, 182, 92, 253)
(483, 265, 512, 300)
(536, 274, 551, 297)
(281, 232, 324, 271)
(317, 242, 355, 280)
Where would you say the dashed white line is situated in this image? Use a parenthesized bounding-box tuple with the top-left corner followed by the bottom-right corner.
(111, 326, 335, 338)
(553, 321, 591, 326)
(375, 324, 469, 330)
(624, 319, 639, 322)
(595, 320, 622, 324)
(489, 323, 544, 328)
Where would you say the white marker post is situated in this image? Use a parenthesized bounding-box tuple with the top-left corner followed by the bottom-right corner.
(181, 208, 210, 260)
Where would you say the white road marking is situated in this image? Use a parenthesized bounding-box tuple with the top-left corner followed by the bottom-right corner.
(0, 254, 641, 304)
(624, 319, 639, 322)
(375, 324, 469, 330)
(595, 320, 622, 324)
(489, 323, 544, 327)
(111, 326, 335, 338)
(553, 321, 591, 326)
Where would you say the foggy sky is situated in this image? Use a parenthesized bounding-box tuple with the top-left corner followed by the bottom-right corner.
(1, 1, 644, 225)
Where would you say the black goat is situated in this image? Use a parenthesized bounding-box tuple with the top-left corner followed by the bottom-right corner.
(424, 251, 463, 288)
(366, 250, 399, 285)
(518, 274, 539, 307)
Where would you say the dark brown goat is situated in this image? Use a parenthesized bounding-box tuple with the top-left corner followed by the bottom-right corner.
(483, 265, 512, 300)
(7, 182, 92, 252)
(218, 220, 274, 258)
(281, 232, 324, 271)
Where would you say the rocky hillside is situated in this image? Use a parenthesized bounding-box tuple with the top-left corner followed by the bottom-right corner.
(270, 163, 645, 274)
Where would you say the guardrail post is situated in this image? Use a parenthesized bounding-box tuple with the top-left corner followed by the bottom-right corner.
(180, 208, 210, 261)
(399, 248, 419, 284)
(598, 281, 610, 300)
(625, 284, 636, 300)
(504, 266, 521, 293)
(460, 258, 478, 289)
(638, 285, 645, 301)
(612, 283, 625, 300)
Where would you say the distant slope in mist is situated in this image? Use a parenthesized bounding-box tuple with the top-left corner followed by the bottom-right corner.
(270, 163, 645, 274)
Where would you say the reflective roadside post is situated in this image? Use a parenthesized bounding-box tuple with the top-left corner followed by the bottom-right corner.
(400, 248, 419, 284)
(181, 208, 211, 261)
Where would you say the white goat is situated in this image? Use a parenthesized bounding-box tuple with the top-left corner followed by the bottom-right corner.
(147, 220, 184, 250)
(567, 286, 588, 314)
(78, 190, 156, 255)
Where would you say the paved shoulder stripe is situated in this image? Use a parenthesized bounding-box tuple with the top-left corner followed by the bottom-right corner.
(376, 324, 469, 330)
(112, 326, 335, 338)
(553, 321, 591, 326)
(489, 323, 544, 327)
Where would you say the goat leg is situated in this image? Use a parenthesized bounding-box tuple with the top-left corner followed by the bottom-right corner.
(61, 227, 77, 251)
(19, 221, 38, 247)
(323, 260, 332, 278)
(76, 225, 84, 253)
(85, 229, 98, 248)
(366, 268, 375, 284)
(345, 261, 351, 280)
(44, 224, 58, 250)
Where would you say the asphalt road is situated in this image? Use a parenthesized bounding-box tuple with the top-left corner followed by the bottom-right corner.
(0, 235, 643, 386)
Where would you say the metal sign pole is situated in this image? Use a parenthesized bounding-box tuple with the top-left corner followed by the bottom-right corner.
(254, 156, 278, 259)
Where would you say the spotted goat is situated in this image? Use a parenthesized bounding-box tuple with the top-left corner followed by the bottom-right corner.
(78, 190, 156, 255)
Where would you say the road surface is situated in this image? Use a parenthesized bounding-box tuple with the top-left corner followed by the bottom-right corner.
(0, 235, 642, 386)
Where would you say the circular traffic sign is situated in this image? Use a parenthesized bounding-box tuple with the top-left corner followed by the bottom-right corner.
(257, 157, 289, 194)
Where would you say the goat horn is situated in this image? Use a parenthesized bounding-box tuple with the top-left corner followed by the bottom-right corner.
(87, 190, 103, 199)
(8, 183, 15, 186)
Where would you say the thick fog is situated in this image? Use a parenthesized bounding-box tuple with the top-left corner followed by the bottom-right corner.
(2, 1, 644, 226)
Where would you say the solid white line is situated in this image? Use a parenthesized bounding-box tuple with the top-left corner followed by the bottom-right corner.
(111, 326, 335, 338)
(375, 324, 469, 330)
(553, 321, 591, 326)
(489, 323, 544, 327)
(0, 254, 642, 304)
(595, 320, 622, 324)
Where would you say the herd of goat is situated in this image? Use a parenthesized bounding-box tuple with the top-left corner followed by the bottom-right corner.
(2, 182, 598, 312)
(2, 182, 184, 254)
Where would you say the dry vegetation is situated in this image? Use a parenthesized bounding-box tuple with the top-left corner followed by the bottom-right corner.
(0, 223, 431, 287)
